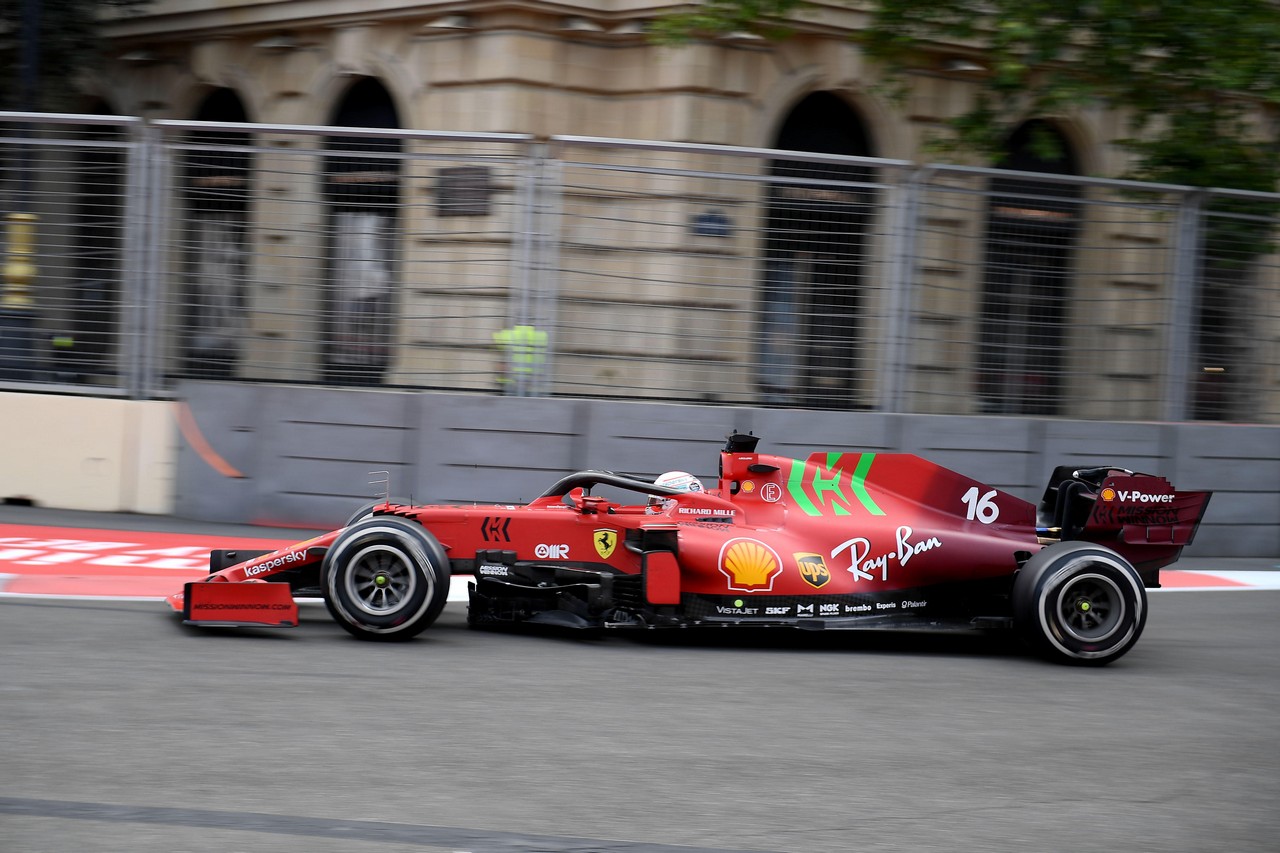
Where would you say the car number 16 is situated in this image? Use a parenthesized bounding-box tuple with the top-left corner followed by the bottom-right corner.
(962, 487, 1000, 524)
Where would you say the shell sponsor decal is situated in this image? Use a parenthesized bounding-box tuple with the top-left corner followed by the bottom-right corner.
(1100, 483, 1175, 505)
(593, 529, 618, 560)
(719, 538, 783, 592)
(794, 553, 831, 588)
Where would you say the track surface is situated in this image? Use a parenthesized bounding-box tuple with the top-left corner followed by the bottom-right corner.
(1, 510, 1279, 852)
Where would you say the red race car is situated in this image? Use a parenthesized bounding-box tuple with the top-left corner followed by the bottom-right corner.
(167, 433, 1211, 665)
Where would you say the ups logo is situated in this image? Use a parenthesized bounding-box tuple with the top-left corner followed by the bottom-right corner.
(795, 553, 831, 589)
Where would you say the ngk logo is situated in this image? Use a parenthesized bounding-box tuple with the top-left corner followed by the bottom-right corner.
(534, 543, 569, 559)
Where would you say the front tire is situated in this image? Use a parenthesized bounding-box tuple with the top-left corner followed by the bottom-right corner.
(343, 497, 409, 529)
(1012, 542, 1147, 666)
(322, 516, 450, 641)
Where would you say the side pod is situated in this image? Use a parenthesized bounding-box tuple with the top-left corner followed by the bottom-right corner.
(644, 551, 681, 605)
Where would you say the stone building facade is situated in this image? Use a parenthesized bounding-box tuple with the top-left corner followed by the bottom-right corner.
(25, 1, 1265, 422)
(99, 2, 1133, 164)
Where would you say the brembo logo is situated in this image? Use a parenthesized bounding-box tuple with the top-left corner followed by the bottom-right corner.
(244, 550, 308, 576)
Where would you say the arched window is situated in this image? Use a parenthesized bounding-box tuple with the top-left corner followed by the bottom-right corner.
(976, 120, 1081, 415)
(1192, 206, 1262, 421)
(758, 92, 875, 410)
(322, 78, 401, 386)
(181, 88, 251, 379)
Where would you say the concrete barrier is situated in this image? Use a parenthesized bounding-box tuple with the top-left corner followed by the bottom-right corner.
(1, 386, 1273, 556)
(168, 382, 1277, 557)
(0, 391, 175, 513)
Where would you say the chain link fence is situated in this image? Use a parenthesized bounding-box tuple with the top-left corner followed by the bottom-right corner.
(2, 112, 1277, 422)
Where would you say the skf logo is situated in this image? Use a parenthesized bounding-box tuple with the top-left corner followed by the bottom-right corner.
(719, 539, 782, 592)
(1101, 488, 1117, 502)
(594, 529, 618, 560)
(794, 553, 831, 589)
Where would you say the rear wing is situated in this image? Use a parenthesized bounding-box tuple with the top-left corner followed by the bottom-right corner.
(1085, 474, 1212, 548)
(1038, 466, 1211, 575)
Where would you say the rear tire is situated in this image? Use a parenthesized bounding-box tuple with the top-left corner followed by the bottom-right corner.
(1012, 542, 1146, 666)
(322, 516, 450, 641)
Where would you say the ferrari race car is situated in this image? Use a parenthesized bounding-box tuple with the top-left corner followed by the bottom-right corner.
(167, 433, 1211, 665)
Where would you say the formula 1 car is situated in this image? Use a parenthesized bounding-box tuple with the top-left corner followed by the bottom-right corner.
(167, 433, 1211, 665)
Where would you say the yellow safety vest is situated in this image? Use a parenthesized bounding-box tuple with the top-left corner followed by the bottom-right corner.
(493, 325, 548, 383)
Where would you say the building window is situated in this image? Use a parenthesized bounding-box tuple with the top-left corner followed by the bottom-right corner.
(758, 92, 875, 410)
(181, 88, 250, 379)
(323, 78, 401, 386)
(976, 120, 1081, 416)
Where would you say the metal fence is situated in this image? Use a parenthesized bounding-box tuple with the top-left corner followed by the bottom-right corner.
(2, 112, 1277, 423)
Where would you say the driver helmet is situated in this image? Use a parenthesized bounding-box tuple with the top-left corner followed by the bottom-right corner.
(648, 470, 704, 511)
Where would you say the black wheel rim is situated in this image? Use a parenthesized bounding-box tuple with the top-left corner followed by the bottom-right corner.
(1054, 571, 1125, 644)
(342, 543, 420, 616)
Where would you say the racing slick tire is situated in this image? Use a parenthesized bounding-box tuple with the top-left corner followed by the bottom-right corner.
(321, 516, 450, 642)
(1012, 541, 1147, 666)
(343, 498, 410, 529)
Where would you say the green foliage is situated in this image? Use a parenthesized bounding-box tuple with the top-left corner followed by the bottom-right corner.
(655, 0, 1280, 193)
(650, 0, 803, 43)
(1, 0, 150, 111)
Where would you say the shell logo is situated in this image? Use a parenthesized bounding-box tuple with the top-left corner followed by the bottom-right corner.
(1101, 487, 1117, 502)
(719, 538, 783, 592)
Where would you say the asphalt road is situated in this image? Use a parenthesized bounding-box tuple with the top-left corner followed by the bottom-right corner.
(3, 586, 1278, 853)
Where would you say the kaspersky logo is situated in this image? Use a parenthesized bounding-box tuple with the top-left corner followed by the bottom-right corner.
(243, 549, 308, 576)
(719, 539, 782, 592)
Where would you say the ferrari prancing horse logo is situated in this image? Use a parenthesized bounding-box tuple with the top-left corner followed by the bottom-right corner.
(594, 529, 618, 560)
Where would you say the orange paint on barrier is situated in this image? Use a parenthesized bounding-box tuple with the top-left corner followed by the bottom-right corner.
(175, 401, 246, 478)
